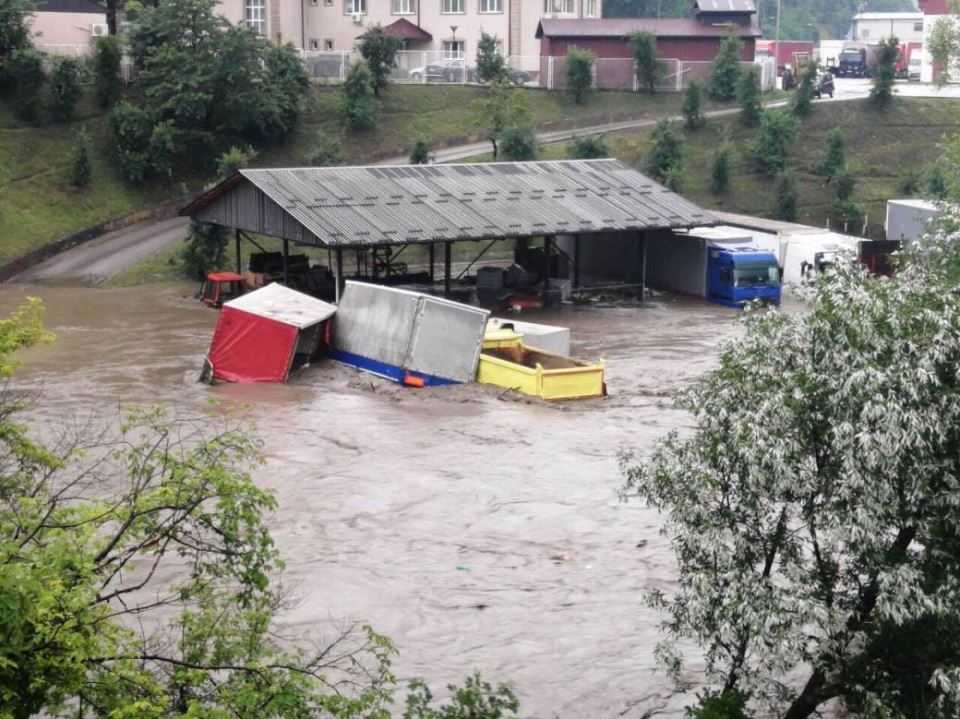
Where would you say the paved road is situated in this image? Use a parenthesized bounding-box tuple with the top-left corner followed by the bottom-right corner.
(10, 78, 958, 284)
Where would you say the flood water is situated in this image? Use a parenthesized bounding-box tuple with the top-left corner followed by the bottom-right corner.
(2, 282, 744, 718)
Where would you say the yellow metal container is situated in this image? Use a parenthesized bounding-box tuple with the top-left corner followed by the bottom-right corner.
(482, 328, 524, 350)
(476, 343, 605, 400)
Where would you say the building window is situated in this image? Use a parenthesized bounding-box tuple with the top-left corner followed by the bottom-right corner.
(345, 0, 366, 14)
(324, 0, 333, 6)
(442, 0, 464, 13)
(860, 28, 870, 39)
(479, 0, 502, 12)
(543, 0, 574, 15)
(583, 0, 596, 16)
(245, 0, 265, 34)
(442, 40, 465, 58)
(324, 39, 334, 49)
(393, 0, 415, 12)
(914, 21, 923, 31)
(309, 38, 319, 49)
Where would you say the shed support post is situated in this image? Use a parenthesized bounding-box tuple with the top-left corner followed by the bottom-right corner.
(429, 243, 435, 282)
(282, 239, 289, 285)
(336, 248, 344, 303)
(542, 236, 552, 306)
(573, 234, 581, 289)
(641, 234, 647, 302)
(444, 241, 452, 298)
(235, 229, 241, 275)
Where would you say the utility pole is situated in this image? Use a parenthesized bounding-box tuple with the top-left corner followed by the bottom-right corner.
(775, 0, 782, 50)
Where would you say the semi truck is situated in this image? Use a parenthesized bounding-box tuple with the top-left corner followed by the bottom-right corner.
(645, 227, 781, 308)
(836, 42, 879, 77)
(756, 40, 816, 76)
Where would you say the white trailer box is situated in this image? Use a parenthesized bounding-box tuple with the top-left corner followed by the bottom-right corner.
(487, 317, 571, 356)
(885, 199, 940, 245)
(646, 227, 756, 298)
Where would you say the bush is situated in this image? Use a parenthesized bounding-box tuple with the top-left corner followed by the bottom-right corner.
(645, 119, 686, 184)
(181, 221, 228, 279)
(686, 689, 751, 719)
(664, 166, 684, 192)
(409, 137, 430, 164)
(630, 30, 662, 94)
(499, 124, 537, 161)
(215, 145, 256, 180)
(405, 673, 520, 719)
(737, 66, 762, 127)
(311, 131, 343, 166)
(476, 31, 508, 84)
(790, 61, 817, 118)
(357, 25, 402, 97)
(49, 57, 83, 122)
(834, 199, 865, 230)
(708, 35, 742, 101)
(835, 169, 856, 201)
(8, 48, 45, 123)
(818, 127, 846, 179)
(710, 144, 732, 194)
(773, 171, 798, 221)
(682, 78, 705, 129)
(568, 135, 609, 159)
(92, 35, 122, 109)
(70, 128, 92, 188)
(565, 47, 595, 105)
(340, 61, 379, 131)
(0, 0, 31, 86)
(751, 110, 797, 174)
(109, 103, 177, 181)
(870, 35, 899, 109)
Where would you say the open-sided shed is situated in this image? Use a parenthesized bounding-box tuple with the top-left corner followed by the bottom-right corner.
(180, 159, 717, 301)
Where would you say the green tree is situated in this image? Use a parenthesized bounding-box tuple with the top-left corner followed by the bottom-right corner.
(340, 61, 379, 131)
(471, 79, 531, 159)
(686, 689, 751, 719)
(8, 48, 45, 124)
(357, 24, 403, 97)
(644, 119, 686, 184)
(708, 34, 742, 101)
(181, 220, 229, 278)
(565, 46, 595, 105)
(818, 126, 846, 180)
(835, 169, 856, 201)
(929, 12, 960, 86)
(790, 60, 817, 118)
(772, 170, 797, 220)
(49, 57, 84, 122)
(833, 198, 865, 231)
(568, 135, 610, 159)
(404, 672, 520, 718)
(682, 78, 705, 129)
(498, 123, 538, 161)
(311, 131, 344, 166)
(751, 109, 796, 174)
(409, 137, 431, 164)
(71, 128, 92, 188)
(710, 143, 732, 194)
(0, 301, 398, 718)
(736, 65, 762, 127)
(630, 30, 662, 94)
(92, 35, 122, 109)
(621, 217, 960, 718)
(870, 35, 899, 109)
(0, 0, 32, 87)
(215, 145, 256, 179)
(476, 31, 508, 84)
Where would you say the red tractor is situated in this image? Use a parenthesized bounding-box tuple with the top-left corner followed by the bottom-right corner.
(198, 272, 247, 308)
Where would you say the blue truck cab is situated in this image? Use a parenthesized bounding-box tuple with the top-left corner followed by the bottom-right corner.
(707, 246, 782, 308)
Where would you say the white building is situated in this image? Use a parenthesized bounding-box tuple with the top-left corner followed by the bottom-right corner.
(851, 12, 925, 43)
(29, 0, 108, 55)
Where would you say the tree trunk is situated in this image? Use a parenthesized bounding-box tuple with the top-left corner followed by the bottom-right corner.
(783, 668, 831, 719)
(106, 0, 117, 35)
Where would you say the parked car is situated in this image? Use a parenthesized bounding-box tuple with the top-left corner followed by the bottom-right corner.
(813, 71, 834, 99)
(409, 58, 474, 83)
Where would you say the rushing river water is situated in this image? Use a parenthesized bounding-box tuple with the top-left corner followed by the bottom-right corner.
(2, 282, 744, 718)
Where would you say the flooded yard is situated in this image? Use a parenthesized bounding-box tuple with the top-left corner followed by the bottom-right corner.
(2, 282, 743, 718)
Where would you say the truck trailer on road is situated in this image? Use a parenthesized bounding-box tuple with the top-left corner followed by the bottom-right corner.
(645, 227, 781, 308)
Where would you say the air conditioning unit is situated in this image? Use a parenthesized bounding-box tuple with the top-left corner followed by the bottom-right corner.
(351, 11, 363, 23)
(91, 23, 108, 37)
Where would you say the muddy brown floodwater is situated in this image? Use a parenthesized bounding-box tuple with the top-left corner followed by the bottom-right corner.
(2, 282, 746, 718)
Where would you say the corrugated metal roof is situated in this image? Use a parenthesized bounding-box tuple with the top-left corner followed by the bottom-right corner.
(224, 283, 337, 328)
(695, 0, 756, 13)
(184, 160, 717, 248)
(711, 210, 827, 235)
(536, 17, 761, 39)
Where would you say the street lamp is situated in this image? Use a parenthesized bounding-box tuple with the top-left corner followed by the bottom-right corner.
(450, 24, 458, 58)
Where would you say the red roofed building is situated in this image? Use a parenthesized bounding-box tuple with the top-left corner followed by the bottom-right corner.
(918, 0, 952, 15)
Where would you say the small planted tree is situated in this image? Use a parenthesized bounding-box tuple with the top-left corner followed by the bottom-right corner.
(498, 123, 538, 161)
(92, 34, 122, 108)
(357, 25, 403, 97)
(311, 131, 343, 166)
(682, 78, 706, 129)
(0, 0, 31, 86)
(737, 65, 762, 127)
(630, 30, 662, 94)
(870, 35, 900, 109)
(790, 60, 817, 118)
(645, 119, 686, 184)
(710, 143, 732, 194)
(215, 145, 256, 179)
(340, 61, 379, 130)
(8, 48, 45, 123)
(49, 57, 83, 122)
(835, 169, 856, 201)
(471, 79, 531, 159)
(818, 126, 846, 180)
(70, 127, 92, 188)
(568, 135, 610, 159)
(409, 137, 431, 164)
(181, 220, 229, 279)
(772, 170, 798, 221)
(565, 46, 595, 105)
(751, 109, 797, 174)
(476, 31, 508, 83)
(708, 34, 742, 101)
(405, 673, 520, 718)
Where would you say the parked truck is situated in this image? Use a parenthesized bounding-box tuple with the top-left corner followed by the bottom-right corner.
(757, 40, 816, 77)
(645, 227, 781, 308)
(836, 42, 879, 77)
(896, 42, 923, 79)
(886, 198, 941, 245)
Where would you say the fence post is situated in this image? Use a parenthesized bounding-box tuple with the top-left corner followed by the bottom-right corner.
(548, 56, 554, 90)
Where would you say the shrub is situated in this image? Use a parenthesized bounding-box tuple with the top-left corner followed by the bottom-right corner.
(664, 166, 684, 192)
(356, 25, 402, 96)
(0, 0, 31, 86)
(645, 119, 686, 183)
(710, 144, 732, 194)
(499, 124, 538, 161)
(405, 673, 520, 719)
(682, 78, 705, 129)
(8, 48, 45, 123)
(834, 199, 865, 230)
(49, 57, 83, 122)
(818, 126, 846, 179)
(686, 689, 751, 719)
(92, 35, 122, 109)
(215, 145, 256, 180)
(409, 137, 430, 164)
(311, 131, 343, 166)
(870, 35, 899, 109)
(476, 31, 508, 83)
(773, 171, 798, 221)
(708, 34, 742, 101)
(737, 66, 762, 127)
(790, 60, 817, 118)
(568, 135, 609, 159)
(835, 170, 856, 201)
(340, 61, 379, 131)
(181, 220, 228, 279)
(70, 128, 92, 188)
(751, 109, 796, 174)
(565, 46, 595, 105)
(630, 30, 662, 94)
(109, 103, 178, 181)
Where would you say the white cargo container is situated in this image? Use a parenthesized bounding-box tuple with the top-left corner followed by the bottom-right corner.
(885, 199, 941, 245)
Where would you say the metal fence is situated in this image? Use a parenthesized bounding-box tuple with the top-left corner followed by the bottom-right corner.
(35, 43, 137, 81)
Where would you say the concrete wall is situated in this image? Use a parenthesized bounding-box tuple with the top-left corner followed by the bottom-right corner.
(29, 10, 106, 49)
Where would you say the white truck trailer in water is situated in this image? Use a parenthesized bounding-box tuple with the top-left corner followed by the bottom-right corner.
(885, 199, 941, 245)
